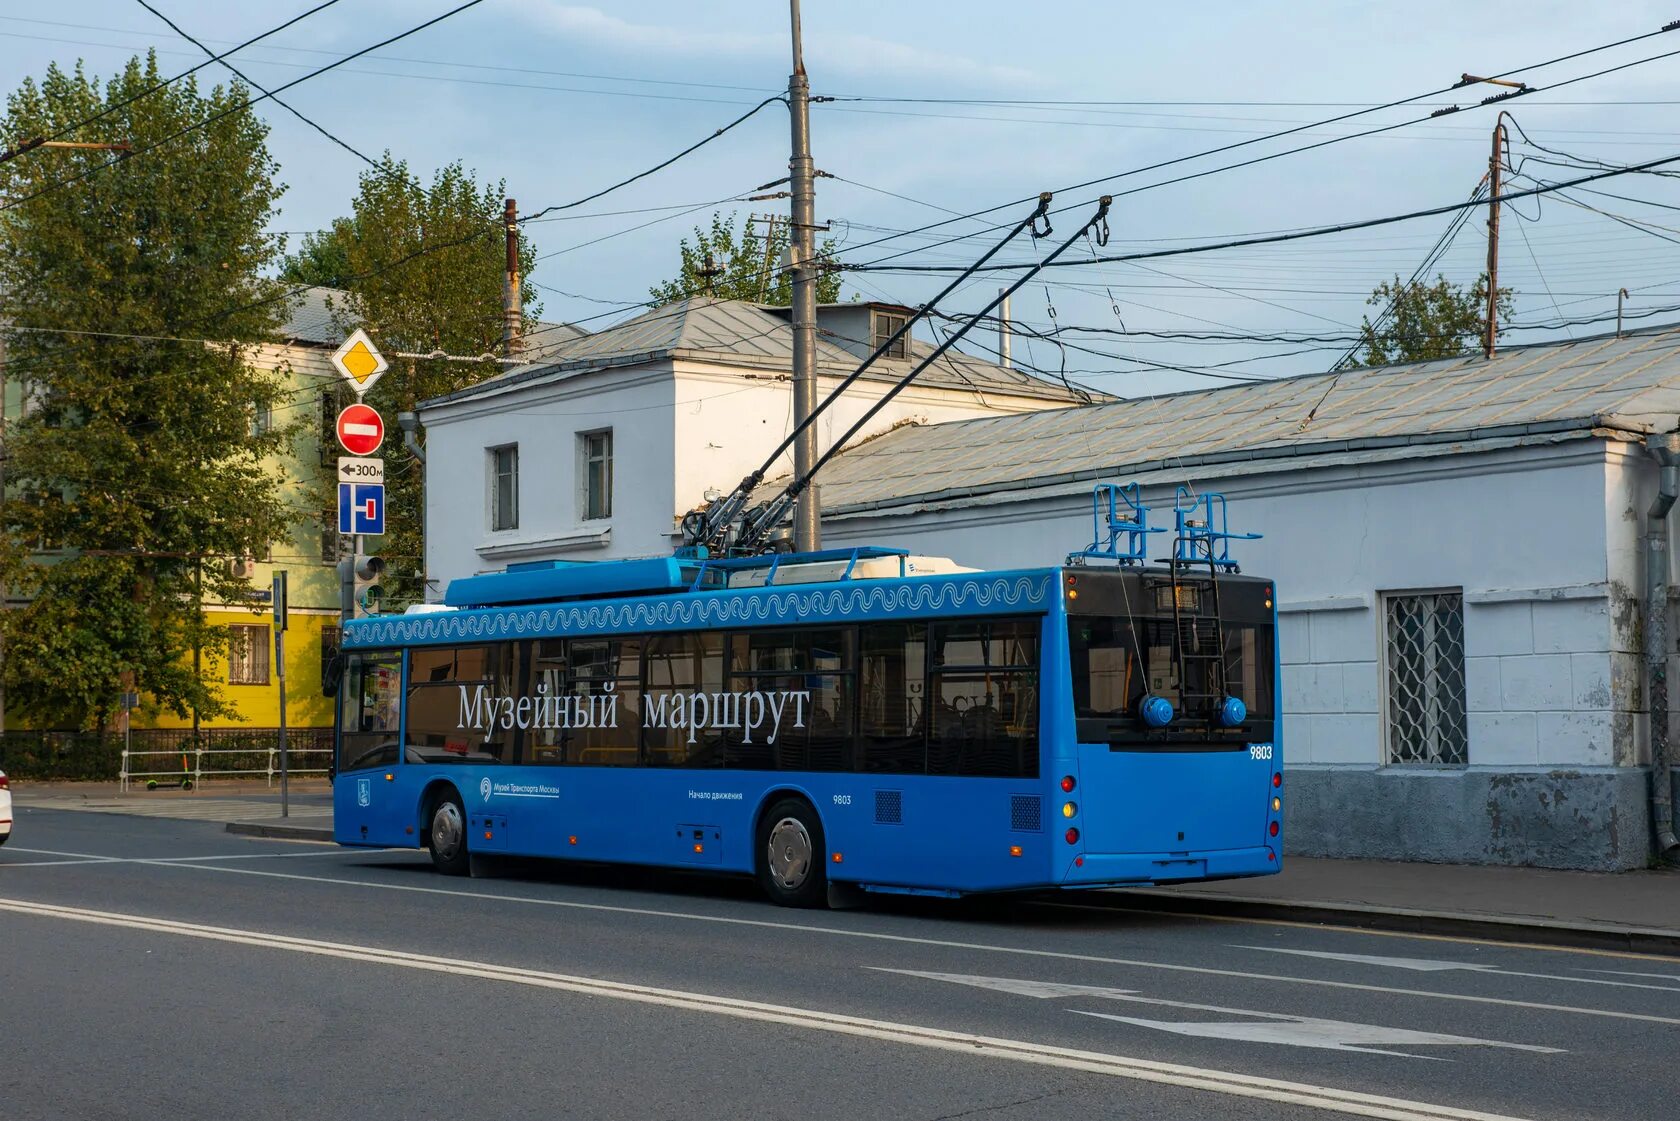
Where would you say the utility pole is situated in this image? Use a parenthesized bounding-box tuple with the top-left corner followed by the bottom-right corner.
(503, 197, 522, 358)
(788, 0, 821, 552)
(1483, 115, 1509, 360)
(752, 213, 783, 302)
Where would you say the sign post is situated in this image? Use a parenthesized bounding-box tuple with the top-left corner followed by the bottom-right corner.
(273, 571, 289, 818)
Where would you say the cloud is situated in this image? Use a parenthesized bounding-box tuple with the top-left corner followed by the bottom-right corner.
(509, 2, 1039, 88)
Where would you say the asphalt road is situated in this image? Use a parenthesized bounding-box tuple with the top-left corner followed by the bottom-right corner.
(2, 809, 1675, 1121)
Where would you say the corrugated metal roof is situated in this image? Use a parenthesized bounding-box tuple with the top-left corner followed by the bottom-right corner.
(422, 297, 1100, 408)
(278, 287, 344, 345)
(798, 325, 1680, 511)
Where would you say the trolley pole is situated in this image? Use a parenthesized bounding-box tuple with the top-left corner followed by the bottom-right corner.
(788, 0, 821, 552)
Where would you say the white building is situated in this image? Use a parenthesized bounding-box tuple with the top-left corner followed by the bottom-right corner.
(415, 297, 1097, 573)
(419, 314, 1680, 871)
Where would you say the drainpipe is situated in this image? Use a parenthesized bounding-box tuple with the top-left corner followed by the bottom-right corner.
(1645, 431, 1680, 858)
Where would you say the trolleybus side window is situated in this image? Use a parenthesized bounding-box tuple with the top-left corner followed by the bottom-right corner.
(644, 631, 725, 768)
(338, 651, 401, 773)
(565, 636, 641, 767)
(859, 622, 927, 774)
(726, 628, 854, 771)
(928, 618, 1039, 778)
(408, 644, 517, 764)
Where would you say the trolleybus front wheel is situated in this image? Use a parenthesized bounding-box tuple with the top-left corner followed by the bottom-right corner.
(756, 797, 827, 908)
(427, 791, 470, 876)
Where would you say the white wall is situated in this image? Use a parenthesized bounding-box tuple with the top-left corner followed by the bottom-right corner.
(818, 437, 1626, 770)
(421, 364, 677, 590)
(669, 361, 1060, 520)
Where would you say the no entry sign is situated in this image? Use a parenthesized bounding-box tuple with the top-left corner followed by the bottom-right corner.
(336, 403, 384, 456)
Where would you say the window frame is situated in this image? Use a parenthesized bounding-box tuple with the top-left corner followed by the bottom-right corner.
(489, 444, 519, 532)
(227, 623, 271, 686)
(1379, 588, 1468, 766)
(871, 311, 910, 359)
(580, 429, 613, 521)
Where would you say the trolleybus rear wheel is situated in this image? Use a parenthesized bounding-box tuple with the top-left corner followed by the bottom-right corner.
(757, 797, 827, 908)
(427, 791, 469, 876)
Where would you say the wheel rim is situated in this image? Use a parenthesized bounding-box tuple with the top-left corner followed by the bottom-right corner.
(431, 802, 464, 861)
(766, 816, 813, 890)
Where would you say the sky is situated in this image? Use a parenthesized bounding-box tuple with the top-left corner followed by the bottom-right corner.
(5, 1, 1680, 397)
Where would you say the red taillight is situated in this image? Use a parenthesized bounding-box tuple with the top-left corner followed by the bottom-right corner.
(1065, 827, 1080, 845)
(1269, 821, 1280, 837)
(1272, 772, 1282, 789)
(0, 773, 8, 789)
(1060, 775, 1076, 793)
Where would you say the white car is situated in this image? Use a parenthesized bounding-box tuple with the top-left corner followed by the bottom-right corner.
(0, 768, 10, 845)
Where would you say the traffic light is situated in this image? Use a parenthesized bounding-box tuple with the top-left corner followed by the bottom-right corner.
(337, 553, 386, 618)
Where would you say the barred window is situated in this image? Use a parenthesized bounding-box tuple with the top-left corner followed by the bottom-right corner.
(228, 624, 271, 685)
(1383, 591, 1467, 765)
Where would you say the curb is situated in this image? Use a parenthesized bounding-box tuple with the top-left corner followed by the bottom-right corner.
(1095, 888, 1680, 957)
(226, 820, 334, 843)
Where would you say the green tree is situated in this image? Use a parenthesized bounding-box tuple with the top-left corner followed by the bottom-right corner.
(1353, 272, 1513, 367)
(289, 156, 537, 607)
(649, 211, 842, 305)
(0, 54, 295, 729)
(279, 220, 354, 288)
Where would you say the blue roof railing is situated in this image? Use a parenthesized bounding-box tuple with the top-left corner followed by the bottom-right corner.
(684, 546, 909, 590)
(1170, 487, 1261, 573)
(1067, 483, 1165, 567)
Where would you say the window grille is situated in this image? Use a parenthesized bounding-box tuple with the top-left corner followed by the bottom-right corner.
(1383, 592, 1467, 765)
(491, 444, 519, 531)
(228, 624, 271, 685)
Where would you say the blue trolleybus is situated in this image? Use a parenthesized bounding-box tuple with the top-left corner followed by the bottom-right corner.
(331, 489, 1281, 907)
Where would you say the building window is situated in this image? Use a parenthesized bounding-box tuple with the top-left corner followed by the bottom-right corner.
(1383, 591, 1467, 765)
(872, 311, 909, 359)
(228, 624, 271, 685)
(490, 444, 519, 531)
(581, 429, 613, 520)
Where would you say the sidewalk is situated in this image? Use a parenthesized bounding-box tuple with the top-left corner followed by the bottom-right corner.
(1115, 856, 1680, 955)
(13, 779, 334, 839)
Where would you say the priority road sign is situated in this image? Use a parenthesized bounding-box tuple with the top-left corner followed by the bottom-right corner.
(336, 403, 384, 455)
(337, 456, 384, 485)
(330, 328, 388, 397)
(338, 482, 385, 536)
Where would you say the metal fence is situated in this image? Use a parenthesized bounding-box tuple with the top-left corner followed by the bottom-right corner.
(0, 728, 334, 786)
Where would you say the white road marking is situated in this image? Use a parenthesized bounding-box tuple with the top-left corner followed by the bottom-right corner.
(1240, 945, 1680, 994)
(1578, 968, 1680, 983)
(12, 845, 1680, 1026)
(1071, 1011, 1543, 1060)
(879, 969, 1562, 1060)
(1236, 947, 1500, 973)
(1, 846, 372, 867)
(0, 895, 1539, 1121)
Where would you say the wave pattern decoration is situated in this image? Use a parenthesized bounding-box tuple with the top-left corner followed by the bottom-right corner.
(344, 574, 1054, 648)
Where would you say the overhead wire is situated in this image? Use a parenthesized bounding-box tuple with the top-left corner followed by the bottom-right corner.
(1, 0, 491, 212)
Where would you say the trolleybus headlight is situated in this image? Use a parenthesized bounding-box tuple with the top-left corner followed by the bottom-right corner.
(1062, 801, 1078, 819)
(1060, 775, 1076, 793)
(1218, 696, 1246, 727)
(1065, 827, 1080, 845)
(1140, 694, 1174, 728)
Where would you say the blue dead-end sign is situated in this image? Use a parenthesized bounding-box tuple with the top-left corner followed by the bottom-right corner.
(338, 482, 385, 536)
